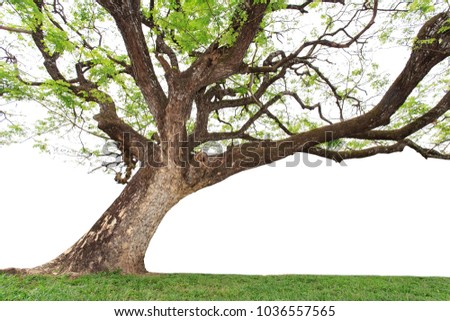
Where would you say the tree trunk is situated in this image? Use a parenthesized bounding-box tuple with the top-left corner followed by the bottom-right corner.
(32, 167, 189, 274)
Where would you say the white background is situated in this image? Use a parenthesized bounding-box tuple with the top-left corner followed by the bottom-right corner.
(1, 142, 449, 276)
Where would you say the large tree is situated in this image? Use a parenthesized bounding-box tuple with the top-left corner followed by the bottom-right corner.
(0, 0, 449, 274)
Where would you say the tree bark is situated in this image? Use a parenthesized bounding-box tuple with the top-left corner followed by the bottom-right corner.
(30, 167, 189, 274)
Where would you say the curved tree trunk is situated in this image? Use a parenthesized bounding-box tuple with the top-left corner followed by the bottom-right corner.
(31, 167, 189, 274)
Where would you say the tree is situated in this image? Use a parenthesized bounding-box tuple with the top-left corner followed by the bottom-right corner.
(0, 0, 449, 274)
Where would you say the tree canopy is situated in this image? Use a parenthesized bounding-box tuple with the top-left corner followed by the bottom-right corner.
(1, 0, 449, 184)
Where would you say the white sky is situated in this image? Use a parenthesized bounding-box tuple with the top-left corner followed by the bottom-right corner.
(1, 142, 449, 276)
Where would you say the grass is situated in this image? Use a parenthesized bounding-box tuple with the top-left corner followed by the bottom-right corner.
(1, 272, 449, 301)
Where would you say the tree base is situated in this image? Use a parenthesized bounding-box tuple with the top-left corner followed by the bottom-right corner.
(2, 169, 189, 276)
(0, 268, 29, 275)
(0, 265, 155, 276)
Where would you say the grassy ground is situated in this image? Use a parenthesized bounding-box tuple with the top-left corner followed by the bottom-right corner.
(1, 272, 449, 301)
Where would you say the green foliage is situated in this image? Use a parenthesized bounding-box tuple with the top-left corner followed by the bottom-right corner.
(308, 0, 321, 9)
(323, 138, 344, 150)
(0, 0, 449, 160)
(267, 0, 287, 11)
(150, 0, 284, 53)
(154, 0, 233, 53)
(431, 113, 450, 146)
(409, 0, 435, 14)
(0, 122, 26, 145)
(33, 139, 49, 153)
(0, 64, 31, 100)
(6, 0, 43, 31)
(43, 22, 75, 55)
(345, 139, 371, 150)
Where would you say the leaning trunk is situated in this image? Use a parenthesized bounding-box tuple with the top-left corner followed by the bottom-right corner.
(33, 167, 188, 274)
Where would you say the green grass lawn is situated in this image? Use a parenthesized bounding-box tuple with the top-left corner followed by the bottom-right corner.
(1, 272, 449, 301)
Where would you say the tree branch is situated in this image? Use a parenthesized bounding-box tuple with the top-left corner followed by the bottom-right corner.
(183, 1, 269, 90)
(307, 138, 450, 162)
(286, 0, 344, 14)
(95, 0, 168, 126)
(22, 1, 153, 169)
(187, 11, 450, 189)
(307, 141, 407, 162)
(30, 1, 65, 82)
(0, 25, 32, 34)
(350, 91, 450, 141)
(303, 1, 378, 49)
(404, 140, 450, 160)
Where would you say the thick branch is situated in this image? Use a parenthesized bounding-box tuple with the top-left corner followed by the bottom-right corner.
(307, 141, 408, 162)
(183, 1, 269, 90)
(93, 101, 153, 164)
(308, 139, 450, 161)
(404, 140, 450, 160)
(155, 34, 179, 71)
(31, 1, 66, 82)
(350, 91, 450, 141)
(95, 0, 168, 126)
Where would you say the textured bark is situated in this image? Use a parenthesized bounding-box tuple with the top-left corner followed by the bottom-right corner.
(31, 167, 189, 274)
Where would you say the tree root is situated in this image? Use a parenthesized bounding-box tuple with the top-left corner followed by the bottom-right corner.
(0, 266, 158, 276)
(0, 267, 29, 275)
(0, 266, 82, 276)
